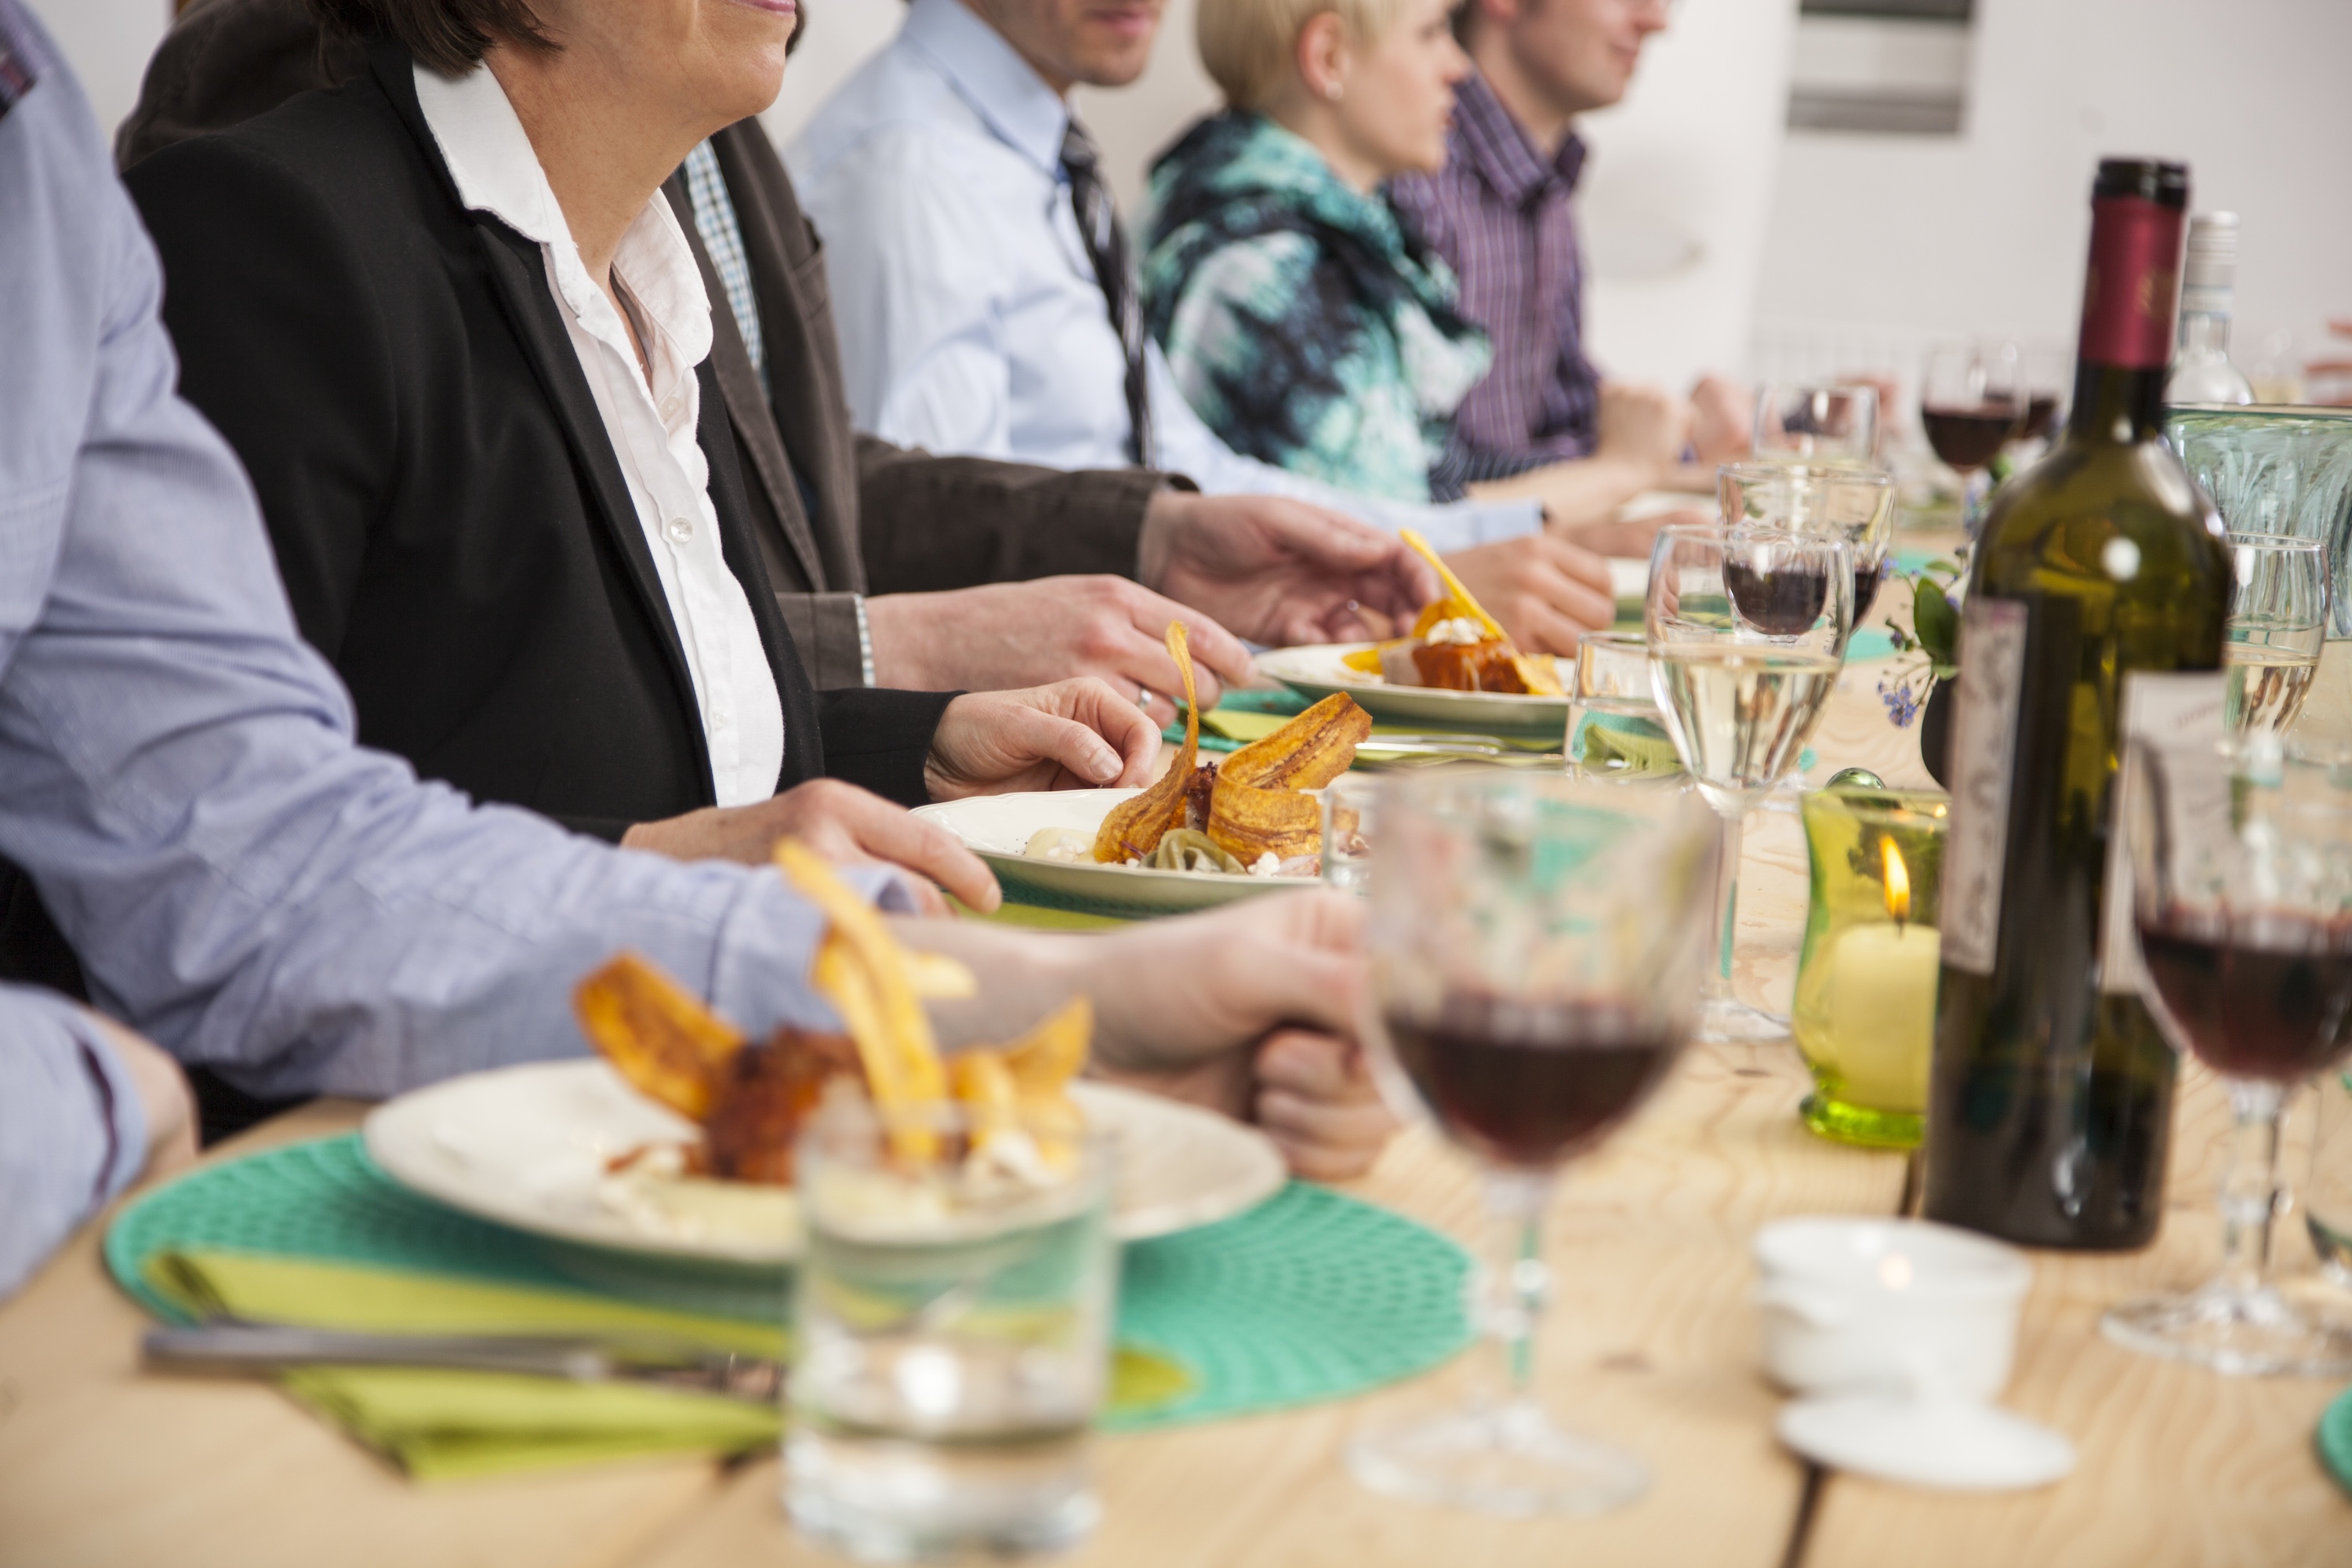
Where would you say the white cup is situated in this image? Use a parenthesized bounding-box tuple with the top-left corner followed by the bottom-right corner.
(1752, 1218, 2031, 1403)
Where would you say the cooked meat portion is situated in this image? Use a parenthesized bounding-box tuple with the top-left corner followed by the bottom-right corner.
(700, 1029, 864, 1185)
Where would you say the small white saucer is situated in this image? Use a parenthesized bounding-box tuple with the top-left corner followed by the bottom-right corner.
(1777, 1396, 2076, 1492)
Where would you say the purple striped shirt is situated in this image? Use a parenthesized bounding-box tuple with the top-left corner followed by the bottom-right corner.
(1391, 71, 1599, 489)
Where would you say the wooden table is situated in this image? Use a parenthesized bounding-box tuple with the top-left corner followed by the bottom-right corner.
(5, 611, 2349, 1568)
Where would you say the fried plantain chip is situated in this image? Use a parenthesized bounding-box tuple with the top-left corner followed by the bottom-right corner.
(1201, 692, 1370, 862)
(1217, 691, 1371, 793)
(1001, 995, 1091, 1094)
(777, 839, 950, 1160)
(1206, 776, 1324, 861)
(948, 1049, 1020, 1154)
(575, 954, 744, 1120)
(1093, 622, 1199, 863)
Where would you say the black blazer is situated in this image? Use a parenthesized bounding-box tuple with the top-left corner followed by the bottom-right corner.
(124, 43, 953, 838)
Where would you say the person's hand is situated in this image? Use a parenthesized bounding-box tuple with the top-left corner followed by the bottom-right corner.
(866, 579, 1256, 729)
(1138, 490, 1439, 646)
(86, 1014, 198, 1182)
(622, 778, 1000, 913)
(923, 678, 1163, 801)
(1592, 379, 1693, 485)
(1688, 373, 1754, 466)
(891, 891, 1402, 1179)
(1549, 504, 1709, 561)
(1251, 1030, 1397, 1181)
(1440, 534, 1616, 655)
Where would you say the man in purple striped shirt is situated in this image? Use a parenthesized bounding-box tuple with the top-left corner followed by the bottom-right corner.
(1392, 0, 1748, 508)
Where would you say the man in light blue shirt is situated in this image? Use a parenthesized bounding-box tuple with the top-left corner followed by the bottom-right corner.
(790, 0, 1624, 652)
(0, 5, 1388, 1296)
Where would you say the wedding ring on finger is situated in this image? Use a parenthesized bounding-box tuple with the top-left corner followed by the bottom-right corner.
(1136, 686, 1156, 712)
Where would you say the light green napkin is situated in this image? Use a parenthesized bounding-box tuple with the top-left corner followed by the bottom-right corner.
(143, 1250, 1196, 1482)
(1197, 706, 1559, 753)
(1570, 713, 1684, 775)
(146, 1250, 786, 1481)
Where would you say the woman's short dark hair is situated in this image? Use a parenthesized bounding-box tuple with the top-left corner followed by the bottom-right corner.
(307, 0, 557, 76)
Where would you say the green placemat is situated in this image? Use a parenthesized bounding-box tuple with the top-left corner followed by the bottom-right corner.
(2321, 1385, 2352, 1501)
(107, 1136, 1470, 1438)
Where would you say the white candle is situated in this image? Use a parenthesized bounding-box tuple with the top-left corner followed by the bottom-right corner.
(1820, 922, 1940, 1112)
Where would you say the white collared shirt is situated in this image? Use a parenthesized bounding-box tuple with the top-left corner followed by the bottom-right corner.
(414, 62, 785, 809)
(785, 0, 1541, 554)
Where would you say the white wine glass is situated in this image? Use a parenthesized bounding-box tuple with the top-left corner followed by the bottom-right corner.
(1750, 383, 1879, 468)
(1348, 769, 1720, 1514)
(2223, 534, 2328, 739)
(1646, 524, 1854, 1043)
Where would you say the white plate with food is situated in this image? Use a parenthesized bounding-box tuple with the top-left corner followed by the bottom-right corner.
(1255, 642, 1573, 735)
(915, 619, 1373, 915)
(913, 787, 1319, 914)
(1254, 529, 1580, 736)
(365, 1060, 1287, 1266)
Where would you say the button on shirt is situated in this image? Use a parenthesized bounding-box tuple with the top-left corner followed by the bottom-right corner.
(786, 0, 1541, 555)
(1390, 71, 1601, 489)
(414, 64, 785, 808)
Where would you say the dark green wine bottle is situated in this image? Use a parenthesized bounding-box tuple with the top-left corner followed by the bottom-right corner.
(1924, 158, 2234, 1250)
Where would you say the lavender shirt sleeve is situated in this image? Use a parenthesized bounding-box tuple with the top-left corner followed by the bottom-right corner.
(0, 9, 903, 1105)
(0, 986, 147, 1299)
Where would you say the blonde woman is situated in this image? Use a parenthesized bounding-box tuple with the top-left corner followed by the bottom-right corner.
(1140, 0, 1688, 519)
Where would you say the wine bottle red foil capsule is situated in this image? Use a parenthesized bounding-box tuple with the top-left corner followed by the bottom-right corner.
(2078, 196, 2185, 371)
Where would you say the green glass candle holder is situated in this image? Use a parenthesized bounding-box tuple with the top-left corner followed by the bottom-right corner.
(1791, 785, 1949, 1149)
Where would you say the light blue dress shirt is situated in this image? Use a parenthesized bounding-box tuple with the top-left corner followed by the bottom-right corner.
(786, 0, 1541, 555)
(0, 9, 897, 1289)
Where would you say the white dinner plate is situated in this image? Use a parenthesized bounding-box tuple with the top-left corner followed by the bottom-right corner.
(364, 1060, 1287, 1267)
(912, 788, 1315, 915)
(1254, 644, 1573, 736)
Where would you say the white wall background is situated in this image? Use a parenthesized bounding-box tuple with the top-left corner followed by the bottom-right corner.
(41, 0, 2352, 401)
(1756, 0, 2352, 390)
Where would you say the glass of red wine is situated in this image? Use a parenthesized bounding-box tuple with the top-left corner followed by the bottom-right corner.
(1920, 341, 2026, 535)
(1348, 770, 1721, 1515)
(1718, 463, 1897, 627)
(2103, 739, 2352, 1376)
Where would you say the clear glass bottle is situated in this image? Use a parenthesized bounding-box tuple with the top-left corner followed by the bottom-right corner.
(2165, 212, 2255, 406)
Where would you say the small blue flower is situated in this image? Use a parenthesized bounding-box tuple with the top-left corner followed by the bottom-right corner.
(1878, 672, 1922, 728)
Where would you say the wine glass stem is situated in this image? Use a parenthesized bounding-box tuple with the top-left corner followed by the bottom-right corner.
(1704, 811, 1745, 1003)
(1476, 1169, 1555, 1403)
(2216, 1078, 2288, 1297)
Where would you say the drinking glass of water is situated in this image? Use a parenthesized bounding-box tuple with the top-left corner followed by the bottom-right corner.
(786, 1102, 1118, 1560)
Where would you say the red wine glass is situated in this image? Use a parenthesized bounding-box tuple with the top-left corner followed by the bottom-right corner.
(1718, 463, 1897, 627)
(1920, 341, 2026, 535)
(2103, 740, 2352, 1375)
(1349, 770, 1720, 1515)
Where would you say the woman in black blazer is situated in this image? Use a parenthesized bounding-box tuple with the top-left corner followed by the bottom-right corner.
(122, 3, 1157, 891)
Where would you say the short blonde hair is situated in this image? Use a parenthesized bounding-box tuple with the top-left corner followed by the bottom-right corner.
(1197, 0, 1417, 114)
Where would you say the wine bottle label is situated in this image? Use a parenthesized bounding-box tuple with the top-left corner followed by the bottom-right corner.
(2098, 670, 2228, 994)
(2080, 196, 2185, 371)
(1940, 598, 2030, 975)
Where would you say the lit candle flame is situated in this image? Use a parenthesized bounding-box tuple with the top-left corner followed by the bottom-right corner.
(1882, 838, 1912, 929)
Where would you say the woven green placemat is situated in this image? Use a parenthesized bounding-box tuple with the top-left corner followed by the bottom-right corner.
(105, 1136, 1470, 1434)
(2320, 1385, 2352, 1501)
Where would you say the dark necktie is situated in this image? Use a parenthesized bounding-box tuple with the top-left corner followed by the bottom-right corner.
(1059, 118, 1154, 469)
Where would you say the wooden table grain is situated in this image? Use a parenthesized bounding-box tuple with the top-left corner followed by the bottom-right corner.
(2, 609, 2347, 1567)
